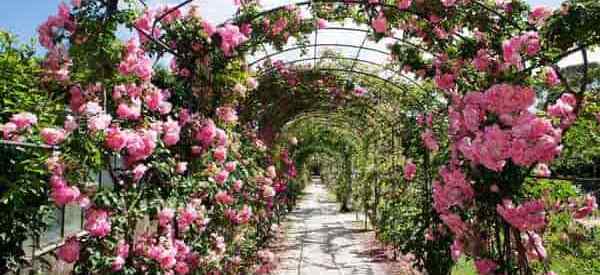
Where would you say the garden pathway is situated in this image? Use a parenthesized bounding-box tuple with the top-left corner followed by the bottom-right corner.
(275, 177, 388, 275)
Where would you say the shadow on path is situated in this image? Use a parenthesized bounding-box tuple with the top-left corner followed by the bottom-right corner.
(274, 178, 388, 275)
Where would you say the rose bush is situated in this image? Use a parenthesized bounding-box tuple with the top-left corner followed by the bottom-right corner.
(1, 0, 600, 274)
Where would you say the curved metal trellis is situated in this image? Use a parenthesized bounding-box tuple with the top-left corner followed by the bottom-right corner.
(255, 56, 428, 109)
(132, 0, 443, 60)
(249, 42, 391, 67)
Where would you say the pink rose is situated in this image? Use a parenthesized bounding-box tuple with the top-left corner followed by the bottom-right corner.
(474, 259, 498, 275)
(233, 180, 243, 192)
(84, 208, 112, 238)
(57, 236, 80, 263)
(176, 162, 188, 174)
(316, 18, 328, 29)
(41, 128, 66, 145)
(441, 0, 456, 7)
(63, 115, 78, 132)
(397, 0, 412, 9)
(162, 118, 181, 146)
(534, 163, 551, 177)
(421, 129, 439, 152)
(105, 127, 129, 151)
(116, 101, 142, 120)
(10, 112, 37, 129)
(195, 119, 216, 146)
(132, 164, 148, 182)
(213, 146, 227, 163)
(88, 114, 112, 132)
(202, 20, 216, 37)
(215, 191, 234, 205)
(2, 122, 17, 140)
(403, 161, 417, 181)
(179, 108, 191, 125)
(529, 6, 553, 26)
(214, 169, 230, 184)
(215, 128, 228, 146)
(177, 205, 198, 232)
(216, 106, 238, 123)
(51, 185, 80, 206)
(372, 12, 387, 34)
(225, 161, 237, 172)
(158, 207, 175, 227)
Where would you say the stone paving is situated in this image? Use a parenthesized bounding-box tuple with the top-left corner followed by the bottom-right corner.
(275, 178, 388, 275)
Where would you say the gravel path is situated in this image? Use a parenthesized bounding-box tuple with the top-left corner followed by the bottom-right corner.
(275, 178, 388, 275)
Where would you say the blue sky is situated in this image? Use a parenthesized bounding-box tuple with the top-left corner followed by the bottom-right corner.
(4, 0, 591, 68)
(0, 0, 563, 43)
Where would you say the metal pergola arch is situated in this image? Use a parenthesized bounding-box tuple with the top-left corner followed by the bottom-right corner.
(262, 65, 428, 110)
(249, 42, 391, 67)
(133, 0, 451, 60)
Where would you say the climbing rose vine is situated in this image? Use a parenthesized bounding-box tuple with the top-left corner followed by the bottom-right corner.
(0, 0, 598, 274)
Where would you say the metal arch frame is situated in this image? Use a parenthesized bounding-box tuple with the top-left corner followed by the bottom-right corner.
(249, 42, 391, 67)
(133, 0, 441, 60)
(257, 56, 386, 74)
(255, 56, 429, 109)
(133, 0, 528, 65)
(247, 24, 428, 66)
(131, 0, 439, 110)
(256, 58, 401, 89)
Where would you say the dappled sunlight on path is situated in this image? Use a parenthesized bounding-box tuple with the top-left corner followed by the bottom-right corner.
(273, 178, 390, 275)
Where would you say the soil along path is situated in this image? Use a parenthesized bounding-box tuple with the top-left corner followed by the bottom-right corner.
(275, 178, 388, 275)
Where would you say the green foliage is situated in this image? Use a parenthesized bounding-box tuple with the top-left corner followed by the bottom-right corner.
(524, 178, 578, 201)
(0, 31, 56, 273)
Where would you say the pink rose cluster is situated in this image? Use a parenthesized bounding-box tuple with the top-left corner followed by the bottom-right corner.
(41, 127, 67, 145)
(42, 46, 72, 83)
(84, 208, 112, 238)
(528, 6, 553, 26)
(195, 119, 222, 147)
(47, 156, 86, 207)
(420, 129, 439, 152)
(216, 24, 248, 57)
(372, 11, 388, 34)
(162, 118, 182, 146)
(502, 32, 541, 70)
(496, 199, 546, 232)
(547, 93, 577, 128)
(178, 204, 202, 233)
(2, 112, 38, 141)
(142, 237, 199, 273)
(118, 39, 154, 81)
(112, 240, 130, 271)
(571, 194, 598, 219)
(158, 203, 208, 234)
(403, 160, 417, 181)
(134, 9, 162, 44)
(114, 85, 142, 120)
(216, 106, 239, 123)
(434, 71, 456, 91)
(474, 259, 498, 275)
(255, 249, 275, 274)
(449, 84, 564, 172)
(433, 167, 475, 215)
(57, 236, 80, 263)
(144, 87, 173, 114)
(123, 129, 158, 164)
(37, 3, 76, 49)
(225, 205, 253, 225)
